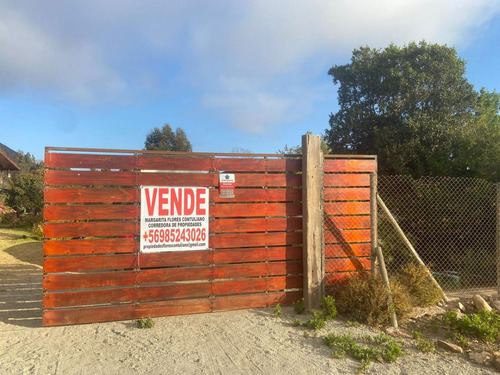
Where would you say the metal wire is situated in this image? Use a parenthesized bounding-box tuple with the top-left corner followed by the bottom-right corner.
(378, 176, 498, 290)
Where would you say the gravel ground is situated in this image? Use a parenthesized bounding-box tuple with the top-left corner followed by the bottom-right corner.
(0, 229, 497, 374)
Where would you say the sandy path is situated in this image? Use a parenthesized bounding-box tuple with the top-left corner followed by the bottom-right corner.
(0, 231, 496, 374)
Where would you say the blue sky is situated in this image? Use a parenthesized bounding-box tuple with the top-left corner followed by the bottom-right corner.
(1, 1, 500, 160)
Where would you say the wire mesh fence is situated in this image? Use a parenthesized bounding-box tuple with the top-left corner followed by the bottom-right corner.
(378, 175, 499, 291)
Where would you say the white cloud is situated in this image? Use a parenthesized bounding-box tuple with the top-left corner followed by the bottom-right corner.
(0, 0, 499, 127)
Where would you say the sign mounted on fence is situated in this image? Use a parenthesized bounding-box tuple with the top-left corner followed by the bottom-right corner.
(140, 186, 209, 252)
(219, 173, 235, 198)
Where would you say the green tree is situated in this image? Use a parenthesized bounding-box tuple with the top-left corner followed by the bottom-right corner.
(325, 41, 479, 177)
(144, 124, 193, 152)
(454, 89, 500, 181)
(277, 132, 331, 154)
(5, 151, 44, 216)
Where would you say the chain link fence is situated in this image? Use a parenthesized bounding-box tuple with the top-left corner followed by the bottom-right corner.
(378, 175, 499, 291)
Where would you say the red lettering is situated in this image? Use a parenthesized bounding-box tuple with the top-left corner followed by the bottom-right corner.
(145, 188, 158, 216)
(196, 188, 206, 215)
(158, 188, 169, 215)
(171, 188, 182, 216)
(184, 188, 194, 215)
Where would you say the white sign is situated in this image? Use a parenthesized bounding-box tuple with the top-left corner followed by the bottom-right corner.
(219, 173, 235, 198)
(140, 186, 209, 252)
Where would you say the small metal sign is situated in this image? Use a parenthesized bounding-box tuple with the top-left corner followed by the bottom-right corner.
(219, 173, 235, 198)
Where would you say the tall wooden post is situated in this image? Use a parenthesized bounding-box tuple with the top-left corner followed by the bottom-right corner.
(302, 134, 324, 310)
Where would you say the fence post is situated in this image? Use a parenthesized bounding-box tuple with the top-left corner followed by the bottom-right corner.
(497, 183, 500, 296)
(302, 134, 324, 310)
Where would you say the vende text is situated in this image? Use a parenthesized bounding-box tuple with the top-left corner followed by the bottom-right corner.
(144, 187, 207, 216)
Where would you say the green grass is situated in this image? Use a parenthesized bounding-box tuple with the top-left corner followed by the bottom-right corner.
(0, 225, 39, 250)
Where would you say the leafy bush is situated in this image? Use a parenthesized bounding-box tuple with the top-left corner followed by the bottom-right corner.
(416, 339, 435, 353)
(321, 295, 338, 321)
(333, 273, 412, 325)
(395, 263, 443, 306)
(273, 303, 282, 318)
(137, 317, 155, 329)
(304, 310, 326, 330)
(324, 332, 404, 372)
(293, 298, 306, 314)
(443, 310, 500, 342)
(32, 222, 44, 240)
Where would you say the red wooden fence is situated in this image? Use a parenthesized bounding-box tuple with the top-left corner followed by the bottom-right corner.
(42, 148, 376, 326)
(323, 157, 376, 288)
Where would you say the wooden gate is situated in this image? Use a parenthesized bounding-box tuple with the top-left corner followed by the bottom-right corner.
(42, 147, 376, 326)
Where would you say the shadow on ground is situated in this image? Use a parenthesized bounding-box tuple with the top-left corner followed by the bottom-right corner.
(0, 242, 43, 328)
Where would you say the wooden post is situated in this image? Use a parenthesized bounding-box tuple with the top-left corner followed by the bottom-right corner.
(375, 245, 398, 328)
(497, 184, 500, 296)
(377, 194, 448, 303)
(370, 173, 379, 277)
(302, 134, 324, 310)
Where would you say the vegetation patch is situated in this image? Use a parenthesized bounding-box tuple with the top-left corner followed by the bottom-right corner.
(333, 273, 412, 325)
(395, 263, 443, 306)
(443, 310, 500, 343)
(293, 298, 306, 314)
(137, 317, 155, 329)
(324, 333, 404, 372)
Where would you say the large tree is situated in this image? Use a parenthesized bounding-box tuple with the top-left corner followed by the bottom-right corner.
(144, 124, 193, 152)
(325, 41, 488, 178)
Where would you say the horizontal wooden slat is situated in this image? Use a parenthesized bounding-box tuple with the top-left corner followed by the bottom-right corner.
(44, 222, 137, 239)
(45, 153, 136, 170)
(138, 173, 302, 188)
(324, 215, 371, 229)
(44, 238, 137, 255)
(325, 244, 371, 258)
(323, 188, 370, 201)
(213, 261, 302, 279)
(138, 155, 212, 171)
(326, 257, 371, 272)
(324, 229, 371, 244)
(214, 158, 301, 172)
(214, 276, 302, 295)
(44, 205, 137, 221)
(45, 170, 136, 186)
(323, 174, 370, 187)
(212, 218, 302, 233)
(139, 251, 212, 268)
(325, 272, 367, 286)
(136, 298, 212, 318)
(42, 304, 135, 326)
(213, 247, 302, 263)
(137, 267, 212, 285)
(43, 287, 137, 308)
(210, 188, 302, 203)
(138, 283, 211, 302)
(324, 202, 371, 215)
(43, 270, 136, 291)
(214, 290, 301, 311)
(212, 232, 302, 248)
(235, 174, 302, 187)
(324, 159, 376, 173)
(44, 188, 138, 203)
(43, 254, 137, 273)
(212, 203, 302, 218)
(138, 172, 215, 186)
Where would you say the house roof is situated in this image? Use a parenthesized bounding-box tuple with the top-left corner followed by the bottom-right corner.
(0, 150, 20, 171)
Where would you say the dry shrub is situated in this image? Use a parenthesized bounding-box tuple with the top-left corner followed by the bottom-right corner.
(333, 273, 412, 326)
(395, 263, 443, 306)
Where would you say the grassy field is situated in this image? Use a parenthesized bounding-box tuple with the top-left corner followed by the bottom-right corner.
(0, 225, 42, 267)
